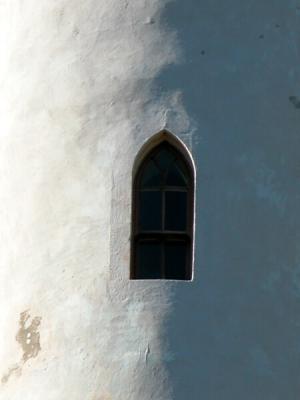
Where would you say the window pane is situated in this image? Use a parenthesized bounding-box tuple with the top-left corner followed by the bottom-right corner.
(166, 160, 188, 187)
(165, 241, 188, 280)
(140, 160, 161, 187)
(164, 191, 187, 231)
(154, 147, 175, 171)
(139, 191, 162, 230)
(136, 241, 161, 279)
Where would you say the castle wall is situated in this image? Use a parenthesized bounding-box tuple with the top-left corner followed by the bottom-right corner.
(0, 1, 300, 399)
(0, 2, 188, 399)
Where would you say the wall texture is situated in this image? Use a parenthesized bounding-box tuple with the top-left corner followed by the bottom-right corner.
(0, 1, 300, 399)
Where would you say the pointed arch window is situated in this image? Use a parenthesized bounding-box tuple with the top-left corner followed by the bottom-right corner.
(131, 138, 194, 280)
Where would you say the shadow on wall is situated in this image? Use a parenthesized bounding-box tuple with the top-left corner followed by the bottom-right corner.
(155, 1, 300, 399)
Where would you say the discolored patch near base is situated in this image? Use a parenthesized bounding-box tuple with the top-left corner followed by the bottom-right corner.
(16, 310, 42, 362)
(1, 310, 42, 384)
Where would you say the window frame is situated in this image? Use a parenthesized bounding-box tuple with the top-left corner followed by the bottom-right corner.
(130, 137, 195, 280)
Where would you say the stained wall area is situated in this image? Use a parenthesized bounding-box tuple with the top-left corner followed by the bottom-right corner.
(0, 1, 300, 400)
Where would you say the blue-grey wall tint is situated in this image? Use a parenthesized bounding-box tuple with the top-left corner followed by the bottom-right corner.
(157, 1, 300, 398)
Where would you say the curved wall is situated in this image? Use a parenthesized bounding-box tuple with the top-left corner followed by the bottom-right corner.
(0, 1, 189, 399)
(1, 1, 300, 400)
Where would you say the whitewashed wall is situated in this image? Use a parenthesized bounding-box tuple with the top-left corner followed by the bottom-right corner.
(0, 1, 190, 399)
(1, 1, 300, 399)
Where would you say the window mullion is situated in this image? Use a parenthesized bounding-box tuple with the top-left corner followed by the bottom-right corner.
(162, 189, 165, 231)
(161, 189, 165, 278)
(161, 240, 165, 279)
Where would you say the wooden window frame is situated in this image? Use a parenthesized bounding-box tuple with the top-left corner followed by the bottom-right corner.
(130, 139, 194, 280)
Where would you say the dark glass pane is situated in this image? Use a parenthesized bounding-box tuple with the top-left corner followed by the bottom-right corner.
(139, 191, 162, 230)
(140, 160, 161, 187)
(164, 191, 187, 231)
(165, 241, 188, 280)
(166, 160, 188, 187)
(154, 147, 175, 171)
(136, 241, 162, 279)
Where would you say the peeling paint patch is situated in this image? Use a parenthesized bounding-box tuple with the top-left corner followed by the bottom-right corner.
(16, 310, 42, 362)
(1, 311, 42, 385)
(289, 95, 300, 109)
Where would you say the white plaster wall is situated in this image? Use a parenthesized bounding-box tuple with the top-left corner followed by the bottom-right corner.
(2, 1, 300, 399)
(0, 1, 191, 399)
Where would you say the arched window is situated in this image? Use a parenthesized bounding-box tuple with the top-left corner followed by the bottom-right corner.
(131, 135, 194, 280)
